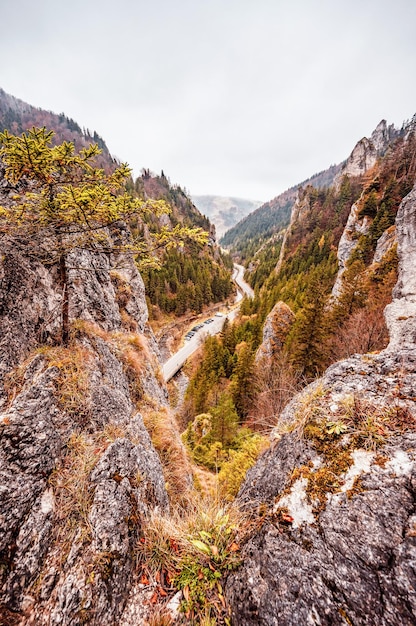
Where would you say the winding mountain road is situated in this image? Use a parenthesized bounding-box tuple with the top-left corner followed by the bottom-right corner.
(162, 264, 253, 381)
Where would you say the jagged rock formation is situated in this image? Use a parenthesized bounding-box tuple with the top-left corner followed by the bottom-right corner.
(226, 183, 416, 625)
(255, 301, 295, 362)
(331, 118, 416, 299)
(335, 119, 398, 183)
(0, 223, 176, 624)
(274, 188, 311, 273)
(331, 199, 373, 297)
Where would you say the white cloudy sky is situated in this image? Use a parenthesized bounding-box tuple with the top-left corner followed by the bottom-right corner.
(1, 0, 416, 201)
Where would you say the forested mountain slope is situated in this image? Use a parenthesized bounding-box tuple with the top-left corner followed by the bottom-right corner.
(0, 88, 116, 172)
(234, 117, 416, 377)
(133, 171, 234, 318)
(0, 88, 233, 321)
(220, 163, 342, 261)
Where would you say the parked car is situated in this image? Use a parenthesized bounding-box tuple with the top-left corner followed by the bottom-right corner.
(215, 312, 224, 317)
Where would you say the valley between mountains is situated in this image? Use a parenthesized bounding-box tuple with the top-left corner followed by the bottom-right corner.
(0, 90, 416, 626)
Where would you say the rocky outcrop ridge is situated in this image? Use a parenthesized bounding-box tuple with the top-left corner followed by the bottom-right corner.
(255, 301, 295, 362)
(226, 182, 416, 625)
(331, 199, 373, 297)
(275, 189, 310, 273)
(0, 226, 172, 624)
(335, 119, 397, 184)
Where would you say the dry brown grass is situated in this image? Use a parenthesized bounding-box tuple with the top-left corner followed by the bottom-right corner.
(48, 423, 129, 557)
(143, 408, 193, 507)
(136, 494, 246, 624)
(3, 354, 37, 406)
(40, 344, 93, 422)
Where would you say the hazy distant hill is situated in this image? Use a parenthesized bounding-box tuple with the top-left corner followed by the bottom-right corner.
(192, 195, 262, 238)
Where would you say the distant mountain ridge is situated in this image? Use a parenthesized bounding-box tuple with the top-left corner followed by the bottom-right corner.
(220, 163, 342, 260)
(220, 118, 413, 262)
(192, 195, 263, 238)
(0, 88, 233, 321)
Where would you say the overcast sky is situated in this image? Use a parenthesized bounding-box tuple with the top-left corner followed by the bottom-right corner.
(1, 0, 416, 201)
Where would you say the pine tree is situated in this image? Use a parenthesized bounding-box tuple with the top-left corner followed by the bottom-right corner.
(210, 394, 239, 447)
(289, 273, 330, 378)
(0, 127, 207, 343)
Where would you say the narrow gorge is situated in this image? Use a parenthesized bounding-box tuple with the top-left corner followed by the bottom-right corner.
(0, 99, 415, 626)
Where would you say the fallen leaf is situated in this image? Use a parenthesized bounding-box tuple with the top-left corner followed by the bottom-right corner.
(149, 591, 158, 605)
(281, 513, 294, 523)
(210, 544, 219, 556)
(229, 542, 239, 552)
(158, 586, 167, 597)
(140, 574, 149, 585)
(183, 585, 190, 602)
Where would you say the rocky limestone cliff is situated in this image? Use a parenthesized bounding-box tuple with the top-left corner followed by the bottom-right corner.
(226, 182, 416, 625)
(0, 223, 179, 624)
(335, 120, 398, 185)
(331, 117, 416, 299)
(255, 301, 295, 363)
(331, 199, 374, 298)
(275, 189, 310, 274)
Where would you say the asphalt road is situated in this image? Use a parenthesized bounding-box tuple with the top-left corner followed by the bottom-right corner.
(233, 263, 254, 300)
(162, 264, 253, 381)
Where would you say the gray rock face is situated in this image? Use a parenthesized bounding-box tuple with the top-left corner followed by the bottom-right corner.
(335, 120, 397, 187)
(0, 221, 169, 623)
(373, 225, 396, 264)
(331, 201, 371, 298)
(342, 136, 378, 179)
(370, 119, 397, 153)
(275, 190, 310, 274)
(255, 301, 295, 362)
(228, 437, 416, 625)
(0, 244, 62, 407)
(226, 182, 416, 625)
